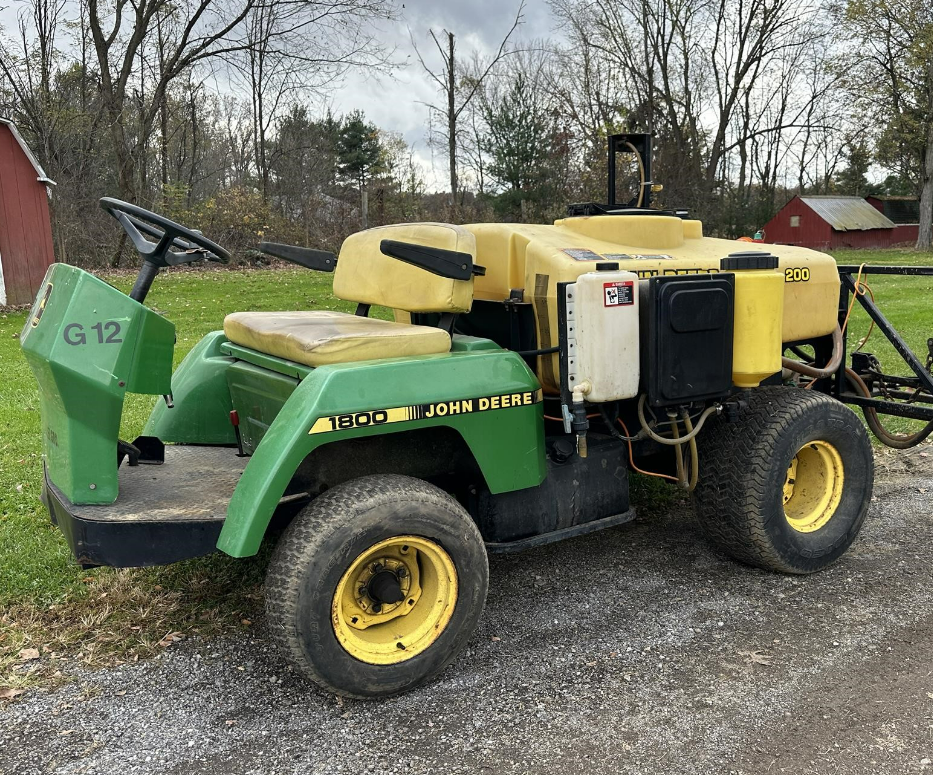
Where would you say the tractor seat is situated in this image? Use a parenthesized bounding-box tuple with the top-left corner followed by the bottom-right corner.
(223, 311, 451, 367)
(223, 222, 477, 368)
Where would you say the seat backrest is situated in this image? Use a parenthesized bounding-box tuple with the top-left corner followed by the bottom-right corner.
(333, 223, 475, 314)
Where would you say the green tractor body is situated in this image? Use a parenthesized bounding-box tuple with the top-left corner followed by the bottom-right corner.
(22, 264, 550, 566)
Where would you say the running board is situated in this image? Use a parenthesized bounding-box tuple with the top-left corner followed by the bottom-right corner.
(484, 508, 636, 554)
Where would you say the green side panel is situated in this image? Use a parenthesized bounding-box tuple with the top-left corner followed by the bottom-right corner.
(226, 361, 300, 451)
(144, 331, 237, 445)
(219, 342, 313, 380)
(19, 264, 175, 504)
(217, 349, 545, 557)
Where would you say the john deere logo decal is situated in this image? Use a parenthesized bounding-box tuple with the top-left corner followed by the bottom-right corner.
(309, 390, 542, 434)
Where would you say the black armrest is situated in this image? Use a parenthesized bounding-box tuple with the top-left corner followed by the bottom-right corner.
(380, 239, 485, 280)
(258, 242, 337, 272)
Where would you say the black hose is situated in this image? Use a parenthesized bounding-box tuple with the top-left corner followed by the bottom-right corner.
(845, 368, 933, 449)
(515, 345, 559, 356)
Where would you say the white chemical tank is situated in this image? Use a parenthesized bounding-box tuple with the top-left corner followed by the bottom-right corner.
(564, 269, 640, 402)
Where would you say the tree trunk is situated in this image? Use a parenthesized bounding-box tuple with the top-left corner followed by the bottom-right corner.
(160, 93, 169, 202)
(918, 73, 933, 250)
(360, 183, 369, 229)
(918, 130, 933, 250)
(447, 31, 457, 205)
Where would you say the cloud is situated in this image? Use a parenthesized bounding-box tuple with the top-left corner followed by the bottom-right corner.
(328, 0, 556, 190)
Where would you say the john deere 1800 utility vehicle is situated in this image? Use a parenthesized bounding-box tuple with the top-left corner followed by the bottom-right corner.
(21, 135, 933, 697)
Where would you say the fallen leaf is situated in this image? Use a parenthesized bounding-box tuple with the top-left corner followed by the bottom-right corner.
(18, 648, 40, 662)
(240, 619, 251, 626)
(738, 649, 773, 666)
(490, 636, 501, 642)
(115, 690, 126, 697)
(0, 688, 25, 700)
(58, 730, 74, 736)
(157, 632, 183, 647)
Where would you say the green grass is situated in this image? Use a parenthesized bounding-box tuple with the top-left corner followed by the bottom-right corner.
(1, 247, 932, 692)
(0, 267, 375, 691)
(831, 249, 933, 435)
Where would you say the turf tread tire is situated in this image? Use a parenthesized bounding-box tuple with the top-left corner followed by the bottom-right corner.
(692, 387, 873, 574)
(265, 474, 488, 698)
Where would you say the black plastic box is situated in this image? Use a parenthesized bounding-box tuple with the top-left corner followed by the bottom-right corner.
(643, 274, 735, 406)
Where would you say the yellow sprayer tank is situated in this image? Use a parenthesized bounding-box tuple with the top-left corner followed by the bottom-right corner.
(721, 252, 785, 388)
(465, 214, 838, 394)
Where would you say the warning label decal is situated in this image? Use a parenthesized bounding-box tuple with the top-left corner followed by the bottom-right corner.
(603, 281, 635, 307)
(564, 249, 677, 263)
(309, 389, 543, 434)
(563, 248, 603, 262)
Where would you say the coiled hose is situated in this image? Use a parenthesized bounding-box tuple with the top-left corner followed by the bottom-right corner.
(845, 368, 933, 449)
(782, 325, 933, 449)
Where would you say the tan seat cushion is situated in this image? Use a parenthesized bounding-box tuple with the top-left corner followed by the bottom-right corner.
(223, 311, 451, 367)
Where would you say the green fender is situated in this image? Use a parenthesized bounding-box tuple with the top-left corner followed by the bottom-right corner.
(217, 349, 546, 557)
(144, 331, 236, 444)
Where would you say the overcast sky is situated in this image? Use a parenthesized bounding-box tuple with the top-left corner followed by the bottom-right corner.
(0, 0, 558, 189)
(327, 0, 558, 189)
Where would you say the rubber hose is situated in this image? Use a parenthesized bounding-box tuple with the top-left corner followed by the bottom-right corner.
(781, 325, 844, 379)
(845, 367, 933, 449)
(670, 414, 687, 488)
(637, 395, 720, 445)
(682, 412, 699, 491)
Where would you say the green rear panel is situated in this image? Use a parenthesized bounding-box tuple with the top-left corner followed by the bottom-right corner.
(20, 264, 175, 504)
(217, 348, 545, 557)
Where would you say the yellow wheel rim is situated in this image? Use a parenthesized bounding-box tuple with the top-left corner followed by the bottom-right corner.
(331, 536, 458, 665)
(783, 440, 845, 533)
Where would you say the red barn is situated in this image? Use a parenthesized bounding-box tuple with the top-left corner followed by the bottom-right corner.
(762, 195, 897, 250)
(865, 195, 920, 246)
(0, 118, 55, 306)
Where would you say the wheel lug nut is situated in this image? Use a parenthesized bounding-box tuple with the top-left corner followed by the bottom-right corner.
(397, 567, 408, 579)
(371, 603, 382, 613)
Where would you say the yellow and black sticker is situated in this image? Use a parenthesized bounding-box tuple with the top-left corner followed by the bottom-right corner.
(31, 282, 53, 327)
(309, 389, 543, 435)
(784, 266, 810, 283)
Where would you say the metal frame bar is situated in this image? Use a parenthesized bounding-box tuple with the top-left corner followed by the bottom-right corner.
(835, 266, 933, 420)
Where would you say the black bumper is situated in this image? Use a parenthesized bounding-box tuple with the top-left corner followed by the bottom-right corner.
(42, 467, 222, 569)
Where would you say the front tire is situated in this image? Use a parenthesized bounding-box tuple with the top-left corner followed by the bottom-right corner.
(265, 474, 488, 698)
(693, 387, 873, 574)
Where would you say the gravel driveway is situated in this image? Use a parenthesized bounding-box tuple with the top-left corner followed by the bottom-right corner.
(3, 450, 933, 775)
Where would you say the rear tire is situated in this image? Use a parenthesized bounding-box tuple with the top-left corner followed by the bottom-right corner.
(265, 474, 488, 698)
(692, 387, 873, 574)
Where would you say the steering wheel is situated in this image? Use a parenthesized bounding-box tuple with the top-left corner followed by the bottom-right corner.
(100, 197, 231, 303)
(101, 197, 230, 267)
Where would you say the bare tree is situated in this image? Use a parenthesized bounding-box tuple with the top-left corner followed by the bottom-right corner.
(836, 0, 933, 249)
(84, 0, 261, 209)
(411, 1, 524, 204)
(228, 0, 394, 199)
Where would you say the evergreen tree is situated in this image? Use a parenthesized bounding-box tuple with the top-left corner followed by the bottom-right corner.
(336, 112, 383, 228)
